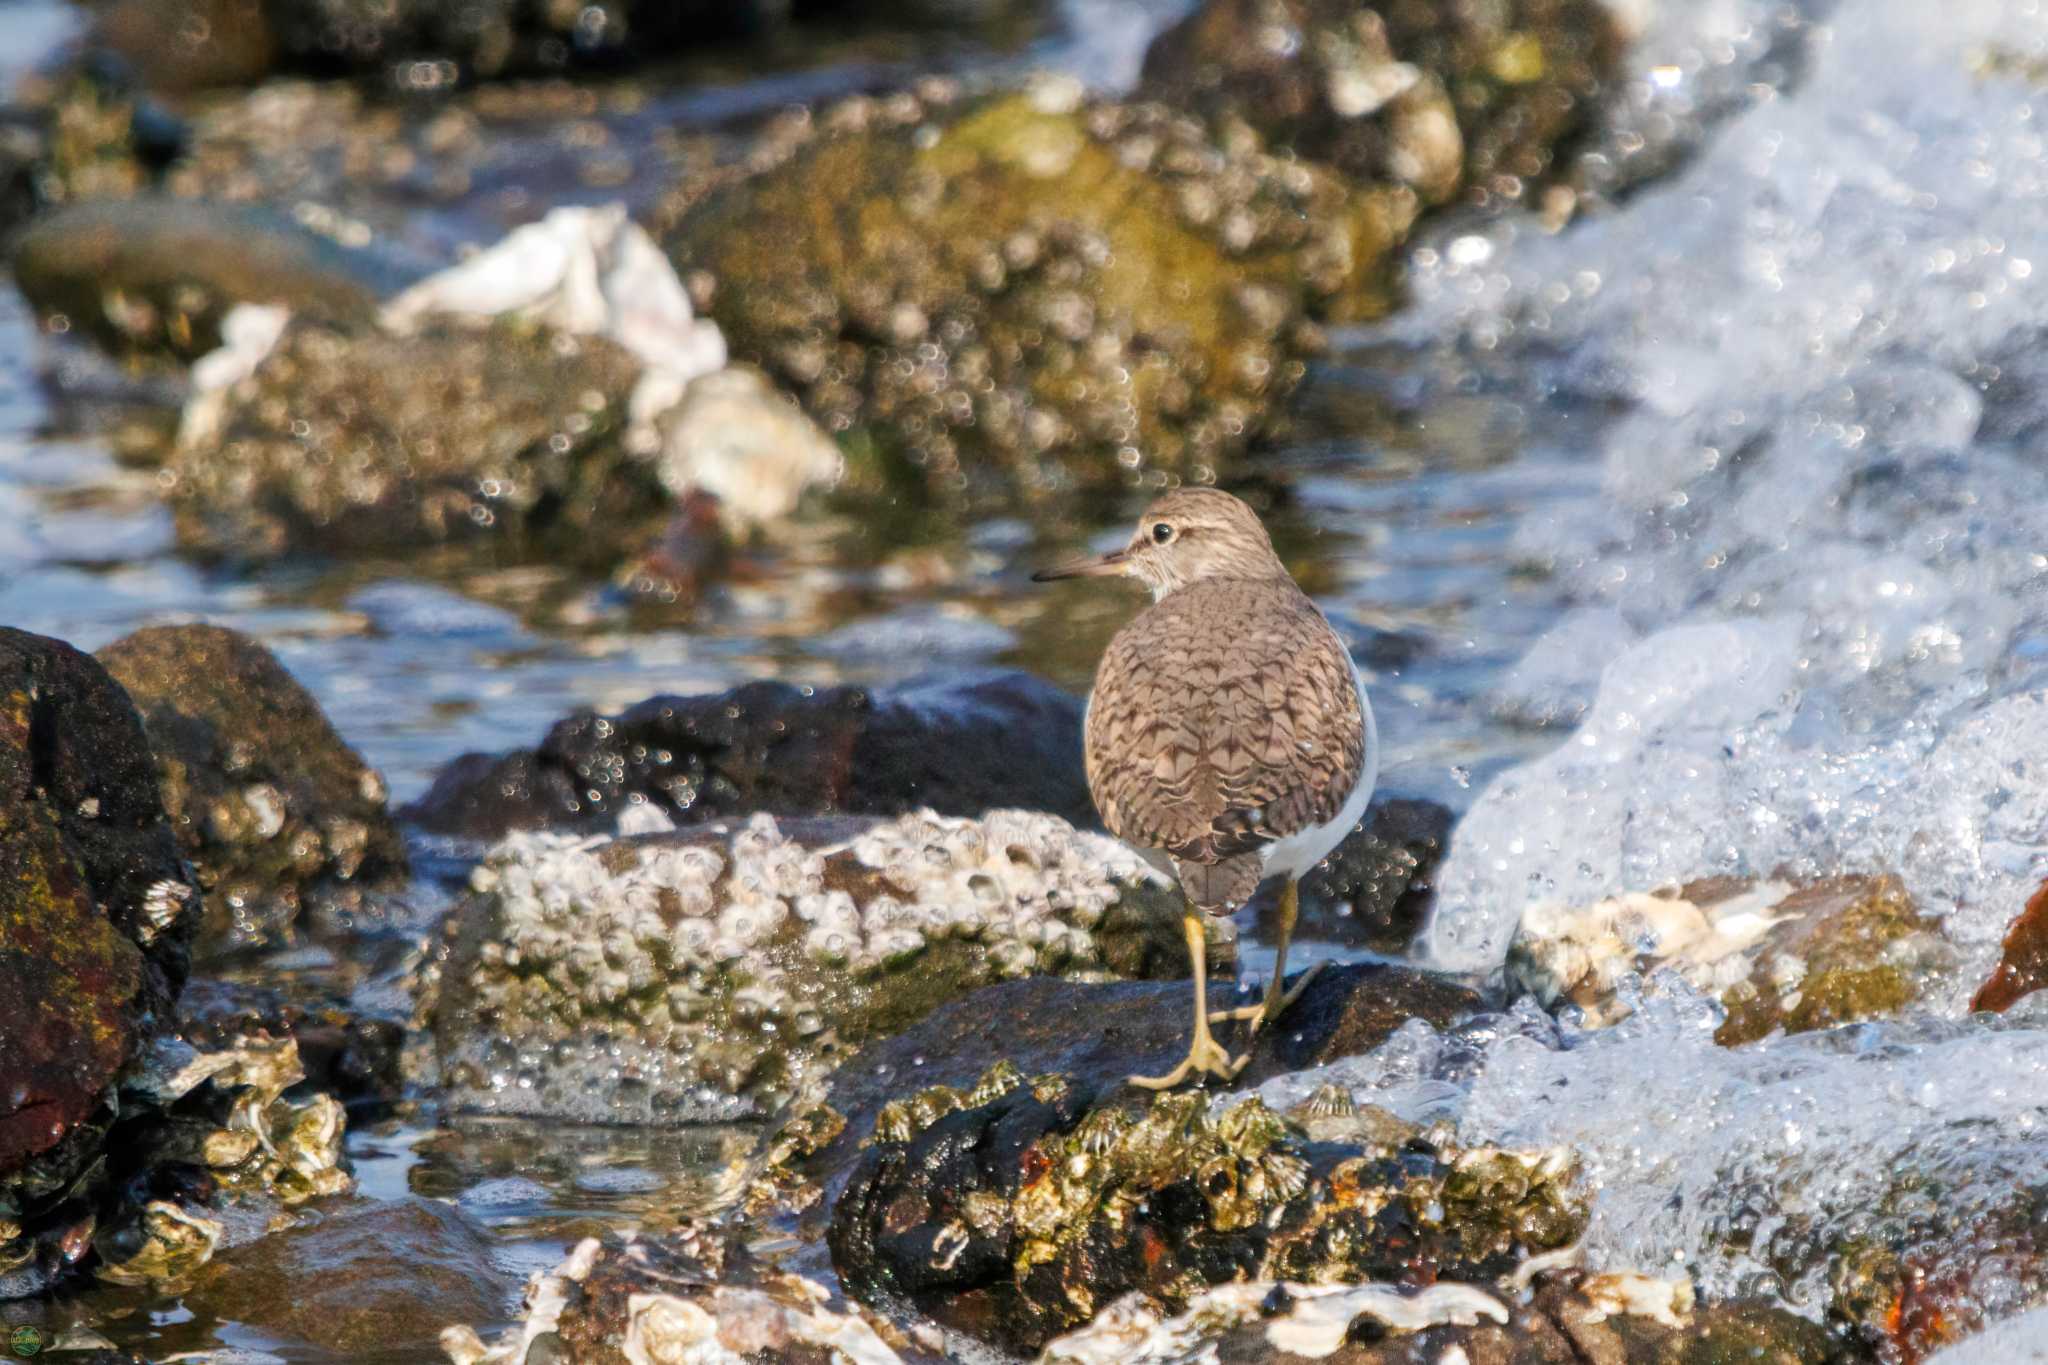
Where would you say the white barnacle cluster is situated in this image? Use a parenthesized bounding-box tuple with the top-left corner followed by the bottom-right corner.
(838, 808, 1168, 979)
(450, 809, 1169, 1113)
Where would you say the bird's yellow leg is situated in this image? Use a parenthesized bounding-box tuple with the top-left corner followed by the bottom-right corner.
(1128, 911, 1249, 1090)
(1212, 879, 1324, 1032)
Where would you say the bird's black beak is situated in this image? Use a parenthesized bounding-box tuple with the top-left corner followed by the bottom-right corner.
(1031, 548, 1128, 582)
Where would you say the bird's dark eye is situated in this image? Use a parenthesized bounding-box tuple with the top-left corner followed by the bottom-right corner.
(1151, 522, 1174, 543)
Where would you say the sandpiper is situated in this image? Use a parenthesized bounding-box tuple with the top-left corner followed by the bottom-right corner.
(1034, 488, 1378, 1088)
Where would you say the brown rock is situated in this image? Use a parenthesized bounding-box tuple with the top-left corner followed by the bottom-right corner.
(97, 624, 408, 955)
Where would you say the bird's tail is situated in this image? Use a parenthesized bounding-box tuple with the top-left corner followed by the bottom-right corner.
(1174, 853, 1263, 915)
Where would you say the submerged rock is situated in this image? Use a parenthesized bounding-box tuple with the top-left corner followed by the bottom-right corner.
(96, 624, 408, 956)
(829, 1064, 1584, 1352)
(1039, 1269, 1859, 1363)
(1508, 875, 1952, 1045)
(662, 83, 1415, 505)
(8, 197, 402, 362)
(182, 1197, 516, 1359)
(1139, 0, 1624, 211)
(442, 1226, 901, 1365)
(163, 316, 659, 565)
(0, 628, 197, 1248)
(421, 809, 1187, 1123)
(402, 670, 1093, 840)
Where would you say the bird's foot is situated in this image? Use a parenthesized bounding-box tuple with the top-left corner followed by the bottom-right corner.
(1127, 1030, 1249, 1090)
(1236, 960, 1325, 1036)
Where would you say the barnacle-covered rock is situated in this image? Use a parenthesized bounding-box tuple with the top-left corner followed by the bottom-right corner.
(87, 1031, 352, 1293)
(1508, 875, 1952, 1044)
(420, 809, 1187, 1123)
(161, 315, 655, 564)
(802, 962, 1482, 1195)
(1138, 0, 1625, 211)
(1296, 794, 1453, 953)
(441, 1225, 902, 1365)
(1039, 1269, 1854, 1363)
(9, 197, 401, 362)
(0, 628, 198, 1290)
(661, 82, 1416, 506)
(160, 315, 672, 568)
(177, 976, 405, 1105)
(403, 669, 1093, 841)
(96, 624, 408, 955)
(828, 1068, 1584, 1352)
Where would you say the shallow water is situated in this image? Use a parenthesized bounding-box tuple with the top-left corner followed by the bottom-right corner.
(15, 0, 2048, 1356)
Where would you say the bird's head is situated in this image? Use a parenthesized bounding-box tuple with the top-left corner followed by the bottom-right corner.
(1031, 488, 1287, 601)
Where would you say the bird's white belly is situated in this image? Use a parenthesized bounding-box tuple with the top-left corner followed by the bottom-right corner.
(1258, 662, 1378, 882)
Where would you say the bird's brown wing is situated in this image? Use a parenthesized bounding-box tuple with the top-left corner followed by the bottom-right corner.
(1084, 578, 1365, 909)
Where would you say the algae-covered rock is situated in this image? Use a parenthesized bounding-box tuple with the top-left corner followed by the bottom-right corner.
(1040, 1270, 1862, 1364)
(1139, 0, 1624, 210)
(181, 1197, 516, 1359)
(163, 316, 659, 564)
(403, 670, 1093, 840)
(422, 809, 1187, 1123)
(96, 624, 408, 955)
(1508, 875, 1952, 1044)
(662, 83, 1416, 506)
(9, 197, 403, 362)
(441, 1227, 902, 1365)
(829, 1065, 1584, 1352)
(783, 963, 1482, 1218)
(0, 628, 197, 1220)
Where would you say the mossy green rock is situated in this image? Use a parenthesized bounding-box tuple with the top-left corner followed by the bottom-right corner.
(165, 317, 661, 565)
(663, 87, 1416, 505)
(96, 624, 408, 956)
(0, 630, 196, 1202)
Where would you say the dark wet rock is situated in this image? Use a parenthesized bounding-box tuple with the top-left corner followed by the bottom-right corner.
(1971, 873, 2048, 1013)
(177, 977, 404, 1105)
(1138, 0, 1625, 211)
(1039, 1269, 1863, 1363)
(805, 962, 1484, 1195)
(9, 198, 404, 362)
(421, 809, 1188, 1123)
(661, 84, 1416, 507)
(96, 624, 408, 956)
(828, 1062, 1582, 1352)
(1508, 874, 1953, 1044)
(441, 1224, 903, 1365)
(0, 628, 197, 1209)
(163, 317, 662, 565)
(89, 0, 1048, 92)
(181, 1197, 514, 1358)
(402, 670, 1093, 840)
(1294, 794, 1452, 953)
